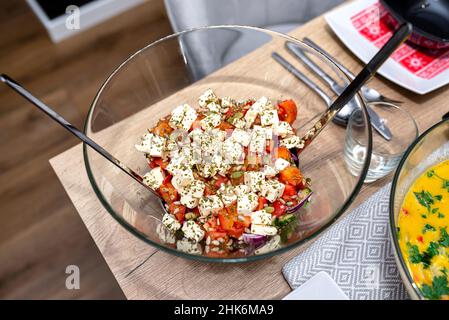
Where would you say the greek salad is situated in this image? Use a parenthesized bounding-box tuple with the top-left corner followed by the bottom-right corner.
(135, 89, 312, 257)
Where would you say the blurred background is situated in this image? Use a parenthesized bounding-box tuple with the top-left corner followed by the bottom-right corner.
(0, 0, 343, 299)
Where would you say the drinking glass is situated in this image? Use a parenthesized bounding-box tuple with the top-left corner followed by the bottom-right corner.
(345, 104, 418, 183)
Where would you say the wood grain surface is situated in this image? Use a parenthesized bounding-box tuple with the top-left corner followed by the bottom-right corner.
(50, 9, 449, 299)
(0, 0, 170, 299)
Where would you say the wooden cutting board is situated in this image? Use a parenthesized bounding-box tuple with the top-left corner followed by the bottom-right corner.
(50, 14, 448, 299)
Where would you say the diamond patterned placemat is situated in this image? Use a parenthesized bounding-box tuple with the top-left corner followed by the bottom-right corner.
(282, 183, 410, 300)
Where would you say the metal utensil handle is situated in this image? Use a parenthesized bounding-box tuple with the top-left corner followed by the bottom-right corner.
(302, 37, 356, 80)
(271, 52, 332, 105)
(296, 23, 412, 155)
(0, 74, 161, 199)
(286, 42, 340, 89)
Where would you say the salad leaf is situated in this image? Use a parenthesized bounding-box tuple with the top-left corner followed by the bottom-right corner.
(274, 214, 298, 244)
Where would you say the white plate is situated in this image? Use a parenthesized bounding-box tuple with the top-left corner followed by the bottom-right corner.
(325, 0, 449, 94)
(282, 271, 349, 300)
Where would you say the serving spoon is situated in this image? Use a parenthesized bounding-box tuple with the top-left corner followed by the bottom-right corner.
(0, 74, 163, 201)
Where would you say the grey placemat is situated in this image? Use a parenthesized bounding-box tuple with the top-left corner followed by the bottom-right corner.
(282, 183, 410, 300)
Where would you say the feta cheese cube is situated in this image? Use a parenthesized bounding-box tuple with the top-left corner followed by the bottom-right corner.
(261, 179, 286, 202)
(169, 104, 197, 131)
(274, 121, 294, 138)
(172, 168, 194, 192)
(201, 112, 222, 131)
(157, 224, 176, 244)
(223, 138, 245, 164)
(251, 224, 278, 236)
(180, 194, 199, 209)
(169, 105, 186, 129)
(251, 210, 273, 225)
(176, 239, 202, 255)
(234, 185, 250, 197)
(162, 213, 181, 232)
(142, 167, 165, 190)
(231, 128, 251, 147)
(264, 126, 274, 140)
(215, 162, 230, 177)
(220, 193, 237, 206)
(182, 220, 205, 242)
(244, 171, 265, 193)
(198, 195, 223, 216)
(181, 180, 205, 198)
(166, 154, 190, 175)
(181, 105, 198, 131)
(210, 128, 227, 142)
(237, 192, 259, 214)
(244, 96, 270, 128)
(249, 126, 267, 154)
(281, 135, 301, 149)
(220, 96, 235, 109)
(206, 101, 221, 113)
(135, 133, 166, 157)
(199, 163, 218, 178)
(260, 109, 279, 127)
(275, 158, 290, 171)
(232, 118, 246, 129)
(198, 89, 217, 107)
(263, 165, 277, 178)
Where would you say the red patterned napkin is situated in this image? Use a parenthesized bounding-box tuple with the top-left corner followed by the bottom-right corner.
(351, 1, 449, 80)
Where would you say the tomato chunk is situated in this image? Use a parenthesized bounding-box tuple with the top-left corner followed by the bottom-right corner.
(218, 209, 235, 231)
(234, 216, 251, 228)
(158, 181, 178, 204)
(277, 99, 298, 124)
(275, 146, 292, 161)
(228, 227, 244, 238)
(257, 197, 267, 210)
(152, 158, 169, 170)
(273, 200, 287, 217)
(279, 166, 303, 186)
(169, 203, 186, 223)
(282, 184, 297, 198)
(214, 176, 228, 189)
(152, 119, 173, 137)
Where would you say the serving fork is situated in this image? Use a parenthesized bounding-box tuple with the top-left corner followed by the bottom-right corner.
(301, 38, 403, 106)
(272, 52, 392, 140)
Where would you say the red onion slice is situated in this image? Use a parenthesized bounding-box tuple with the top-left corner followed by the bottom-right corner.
(242, 233, 267, 249)
(287, 188, 313, 213)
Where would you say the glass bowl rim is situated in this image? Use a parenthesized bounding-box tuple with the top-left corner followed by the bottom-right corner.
(83, 25, 373, 263)
(389, 117, 449, 299)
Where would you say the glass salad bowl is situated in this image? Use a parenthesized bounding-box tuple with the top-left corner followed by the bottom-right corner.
(84, 26, 372, 262)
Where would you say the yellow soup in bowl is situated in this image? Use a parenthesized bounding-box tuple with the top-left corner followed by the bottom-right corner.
(398, 160, 449, 300)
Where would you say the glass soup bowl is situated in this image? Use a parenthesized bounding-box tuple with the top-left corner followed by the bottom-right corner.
(390, 118, 449, 299)
(84, 26, 372, 262)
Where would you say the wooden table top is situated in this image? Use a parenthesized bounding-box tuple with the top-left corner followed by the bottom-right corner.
(50, 13, 449, 299)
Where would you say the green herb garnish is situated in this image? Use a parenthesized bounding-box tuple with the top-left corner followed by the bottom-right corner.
(421, 276, 449, 300)
(414, 190, 436, 212)
(406, 241, 440, 268)
(423, 224, 436, 233)
(439, 227, 449, 247)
